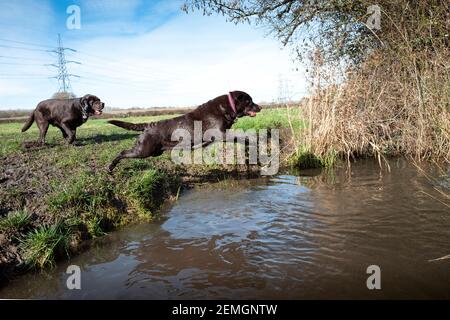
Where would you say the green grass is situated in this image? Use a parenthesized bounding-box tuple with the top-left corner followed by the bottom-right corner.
(127, 168, 174, 215)
(47, 172, 130, 239)
(0, 108, 304, 157)
(48, 173, 114, 213)
(0, 106, 311, 271)
(19, 223, 70, 268)
(85, 215, 107, 238)
(232, 107, 304, 131)
(0, 209, 31, 234)
(0, 114, 177, 158)
(289, 146, 338, 169)
(289, 148, 323, 169)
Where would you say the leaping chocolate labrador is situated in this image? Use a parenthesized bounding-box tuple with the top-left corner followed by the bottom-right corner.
(107, 91, 261, 172)
(22, 94, 105, 145)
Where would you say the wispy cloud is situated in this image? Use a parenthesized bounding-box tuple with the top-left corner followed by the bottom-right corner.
(0, 0, 305, 110)
(76, 0, 180, 36)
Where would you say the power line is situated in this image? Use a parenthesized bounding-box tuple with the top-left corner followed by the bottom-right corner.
(74, 50, 181, 78)
(0, 62, 48, 66)
(0, 75, 52, 79)
(46, 34, 80, 93)
(277, 74, 294, 103)
(0, 44, 51, 52)
(0, 38, 181, 80)
(0, 38, 54, 48)
(0, 36, 80, 93)
(0, 73, 52, 76)
(74, 63, 179, 83)
(0, 55, 50, 62)
(0, 36, 189, 95)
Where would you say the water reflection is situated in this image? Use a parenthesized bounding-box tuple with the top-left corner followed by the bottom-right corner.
(1, 159, 449, 299)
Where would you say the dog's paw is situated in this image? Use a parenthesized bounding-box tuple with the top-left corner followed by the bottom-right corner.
(22, 141, 42, 149)
(69, 141, 84, 147)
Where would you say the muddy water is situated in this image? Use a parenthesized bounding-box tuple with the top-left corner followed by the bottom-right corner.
(1, 159, 449, 299)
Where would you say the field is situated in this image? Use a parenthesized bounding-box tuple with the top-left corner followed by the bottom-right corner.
(0, 107, 304, 278)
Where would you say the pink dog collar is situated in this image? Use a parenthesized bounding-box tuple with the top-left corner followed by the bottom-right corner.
(227, 92, 237, 114)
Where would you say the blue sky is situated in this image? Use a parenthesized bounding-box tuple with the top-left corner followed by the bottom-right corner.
(0, 0, 306, 109)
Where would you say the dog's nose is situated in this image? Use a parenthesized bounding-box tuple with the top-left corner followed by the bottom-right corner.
(254, 104, 261, 111)
(102, 103, 105, 108)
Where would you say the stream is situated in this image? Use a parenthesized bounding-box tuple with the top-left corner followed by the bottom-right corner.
(1, 159, 449, 299)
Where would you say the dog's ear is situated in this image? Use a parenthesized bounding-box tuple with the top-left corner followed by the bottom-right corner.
(80, 94, 89, 106)
(81, 94, 94, 107)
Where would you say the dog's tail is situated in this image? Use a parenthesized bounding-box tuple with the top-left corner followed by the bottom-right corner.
(21, 112, 35, 132)
(108, 120, 148, 131)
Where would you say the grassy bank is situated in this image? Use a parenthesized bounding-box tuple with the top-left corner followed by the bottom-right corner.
(289, 48, 450, 168)
(3, 92, 446, 280)
(0, 108, 302, 280)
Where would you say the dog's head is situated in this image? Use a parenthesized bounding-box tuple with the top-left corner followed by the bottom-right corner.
(229, 91, 261, 118)
(81, 94, 105, 115)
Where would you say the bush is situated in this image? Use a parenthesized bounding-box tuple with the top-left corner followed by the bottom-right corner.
(51, 91, 76, 99)
(19, 223, 70, 268)
(128, 169, 172, 214)
(0, 209, 31, 234)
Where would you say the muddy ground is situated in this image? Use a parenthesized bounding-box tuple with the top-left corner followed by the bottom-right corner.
(0, 143, 282, 284)
(0, 109, 298, 285)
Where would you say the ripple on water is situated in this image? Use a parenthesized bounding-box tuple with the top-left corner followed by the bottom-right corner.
(1, 159, 449, 299)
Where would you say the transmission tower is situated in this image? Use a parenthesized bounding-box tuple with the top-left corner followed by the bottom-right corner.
(48, 34, 80, 94)
(277, 74, 291, 104)
(277, 74, 285, 103)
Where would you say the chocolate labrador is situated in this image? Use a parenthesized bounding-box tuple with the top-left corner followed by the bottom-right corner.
(22, 94, 105, 145)
(107, 91, 261, 172)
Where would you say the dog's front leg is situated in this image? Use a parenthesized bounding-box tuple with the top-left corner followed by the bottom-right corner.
(61, 123, 76, 145)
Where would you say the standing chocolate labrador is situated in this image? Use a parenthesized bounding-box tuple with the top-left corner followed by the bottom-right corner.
(107, 91, 261, 172)
(22, 94, 105, 145)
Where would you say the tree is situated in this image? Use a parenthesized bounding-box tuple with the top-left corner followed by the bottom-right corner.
(51, 91, 76, 99)
(183, 1, 449, 65)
